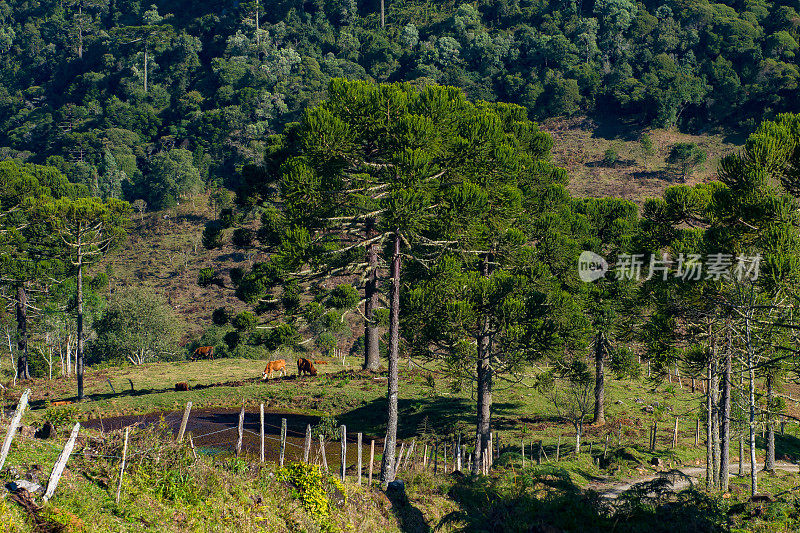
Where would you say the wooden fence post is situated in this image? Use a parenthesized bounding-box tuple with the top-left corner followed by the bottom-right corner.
(672, 418, 679, 448)
(489, 432, 494, 469)
(115, 427, 129, 503)
(521, 438, 525, 467)
(177, 401, 192, 442)
(319, 435, 328, 472)
(260, 404, 265, 463)
(556, 435, 561, 462)
(537, 442, 542, 465)
(650, 421, 657, 451)
(280, 418, 287, 467)
(423, 444, 428, 470)
(473, 434, 480, 475)
(403, 439, 415, 472)
(189, 434, 198, 461)
(357, 433, 363, 485)
(369, 439, 375, 485)
(603, 435, 609, 459)
(695, 419, 700, 446)
(43, 422, 80, 502)
(456, 434, 462, 471)
(433, 441, 439, 475)
(236, 405, 245, 457)
(340, 425, 347, 481)
(395, 441, 405, 475)
(0, 389, 29, 471)
(304, 424, 312, 463)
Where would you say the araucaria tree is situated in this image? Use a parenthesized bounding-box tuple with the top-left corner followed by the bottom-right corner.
(0, 161, 73, 380)
(243, 78, 577, 484)
(32, 196, 130, 400)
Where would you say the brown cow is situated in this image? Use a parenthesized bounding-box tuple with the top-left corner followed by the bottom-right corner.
(191, 346, 214, 361)
(175, 382, 189, 391)
(262, 359, 287, 380)
(297, 358, 318, 376)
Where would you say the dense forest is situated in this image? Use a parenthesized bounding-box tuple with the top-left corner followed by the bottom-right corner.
(2, 0, 799, 210)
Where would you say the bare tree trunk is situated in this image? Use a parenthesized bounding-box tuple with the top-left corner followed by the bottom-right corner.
(77, 239, 85, 401)
(746, 312, 757, 496)
(592, 332, 605, 425)
(6, 326, 16, 385)
(711, 355, 720, 489)
(474, 253, 493, 473)
(765, 373, 775, 472)
(16, 285, 30, 380)
(379, 231, 400, 487)
(255, 0, 259, 44)
(363, 237, 380, 371)
(706, 358, 713, 490)
(720, 336, 731, 491)
(380, 0, 385, 27)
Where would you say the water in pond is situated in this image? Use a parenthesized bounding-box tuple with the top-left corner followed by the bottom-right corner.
(83, 408, 381, 468)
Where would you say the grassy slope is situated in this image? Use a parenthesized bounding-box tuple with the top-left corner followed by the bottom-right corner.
(104, 194, 252, 342)
(100, 120, 739, 338)
(543, 116, 740, 203)
(6, 361, 800, 531)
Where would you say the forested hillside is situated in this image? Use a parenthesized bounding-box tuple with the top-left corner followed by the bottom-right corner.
(2, 0, 799, 210)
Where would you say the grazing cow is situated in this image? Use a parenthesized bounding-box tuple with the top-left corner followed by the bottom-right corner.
(297, 358, 318, 376)
(191, 346, 214, 361)
(175, 382, 189, 391)
(262, 359, 287, 380)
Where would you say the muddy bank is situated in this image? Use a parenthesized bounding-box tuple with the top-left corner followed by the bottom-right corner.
(83, 408, 381, 466)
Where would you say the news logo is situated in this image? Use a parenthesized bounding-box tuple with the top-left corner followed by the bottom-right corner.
(578, 251, 608, 282)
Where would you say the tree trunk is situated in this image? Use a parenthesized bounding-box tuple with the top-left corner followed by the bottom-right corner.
(15, 285, 30, 380)
(746, 313, 757, 496)
(255, 0, 259, 44)
(592, 332, 605, 425)
(77, 238, 85, 401)
(379, 230, 400, 487)
(720, 338, 731, 491)
(711, 356, 720, 489)
(474, 253, 493, 474)
(143, 46, 148, 94)
(706, 357, 713, 490)
(475, 335, 492, 474)
(765, 373, 775, 472)
(363, 239, 380, 371)
(380, 0, 385, 27)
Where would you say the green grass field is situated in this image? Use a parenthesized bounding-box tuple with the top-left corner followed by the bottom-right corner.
(1, 357, 757, 479)
(6, 359, 800, 531)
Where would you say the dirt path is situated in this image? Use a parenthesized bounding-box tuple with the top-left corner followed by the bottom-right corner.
(590, 462, 800, 499)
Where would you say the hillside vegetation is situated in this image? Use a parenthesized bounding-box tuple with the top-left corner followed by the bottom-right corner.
(1, 0, 798, 210)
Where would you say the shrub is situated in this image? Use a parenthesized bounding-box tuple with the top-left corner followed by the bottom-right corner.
(603, 147, 619, 167)
(276, 462, 346, 526)
(211, 307, 230, 325)
(231, 310, 258, 332)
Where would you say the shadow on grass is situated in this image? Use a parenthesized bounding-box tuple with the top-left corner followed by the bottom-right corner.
(752, 431, 800, 463)
(387, 484, 432, 533)
(336, 396, 475, 440)
(438, 466, 727, 532)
